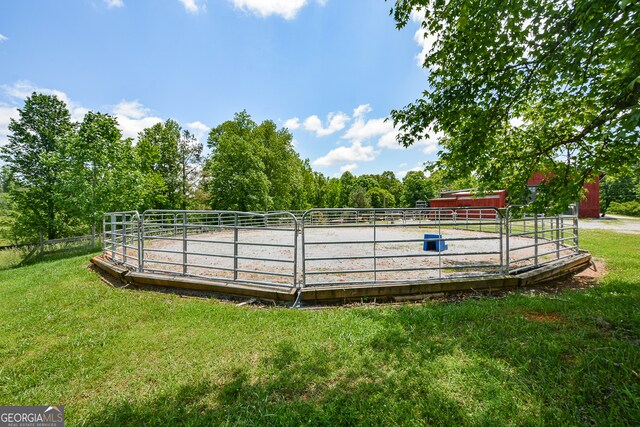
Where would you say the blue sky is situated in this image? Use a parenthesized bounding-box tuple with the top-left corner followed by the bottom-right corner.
(0, 0, 438, 178)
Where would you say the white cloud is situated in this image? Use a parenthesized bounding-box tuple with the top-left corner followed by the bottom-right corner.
(287, 101, 443, 174)
(283, 117, 301, 130)
(231, 0, 320, 20)
(3, 80, 70, 105)
(312, 141, 377, 168)
(186, 120, 210, 144)
(421, 143, 438, 154)
(187, 120, 210, 133)
(343, 104, 401, 150)
(345, 117, 394, 143)
(353, 104, 372, 119)
(179, 0, 206, 14)
(411, 130, 441, 155)
(1, 80, 87, 121)
(0, 106, 19, 146)
(340, 163, 358, 173)
(0, 80, 209, 146)
(303, 112, 349, 137)
(411, 9, 437, 68)
(111, 100, 162, 140)
(0, 34, 8, 42)
(104, 0, 124, 8)
(112, 100, 150, 120)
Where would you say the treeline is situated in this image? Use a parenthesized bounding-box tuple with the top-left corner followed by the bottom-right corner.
(0, 93, 460, 243)
(600, 168, 640, 217)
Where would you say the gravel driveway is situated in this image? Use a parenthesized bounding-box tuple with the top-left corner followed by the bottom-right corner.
(579, 214, 640, 234)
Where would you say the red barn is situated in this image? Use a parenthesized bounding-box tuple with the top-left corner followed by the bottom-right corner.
(428, 173, 600, 218)
(526, 172, 600, 218)
(430, 190, 507, 209)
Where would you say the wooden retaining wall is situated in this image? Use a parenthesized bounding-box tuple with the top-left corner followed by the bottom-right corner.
(91, 252, 592, 305)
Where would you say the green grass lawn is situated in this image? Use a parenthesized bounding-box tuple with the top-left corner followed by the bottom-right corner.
(0, 230, 638, 425)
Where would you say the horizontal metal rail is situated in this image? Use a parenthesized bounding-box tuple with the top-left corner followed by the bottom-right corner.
(139, 210, 298, 287)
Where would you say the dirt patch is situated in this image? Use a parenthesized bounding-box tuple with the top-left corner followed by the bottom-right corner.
(522, 311, 565, 323)
(549, 259, 606, 291)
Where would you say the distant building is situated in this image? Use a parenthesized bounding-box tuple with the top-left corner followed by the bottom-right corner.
(527, 171, 600, 218)
(427, 172, 600, 218)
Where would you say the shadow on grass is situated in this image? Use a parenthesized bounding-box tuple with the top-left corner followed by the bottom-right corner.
(81, 340, 471, 426)
(0, 245, 101, 271)
(79, 284, 640, 426)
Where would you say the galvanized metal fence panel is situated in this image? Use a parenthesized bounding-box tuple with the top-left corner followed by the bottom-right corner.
(505, 205, 579, 274)
(102, 211, 141, 270)
(140, 210, 298, 288)
(301, 207, 504, 287)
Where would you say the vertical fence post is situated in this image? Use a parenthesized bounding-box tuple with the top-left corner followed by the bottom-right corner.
(173, 214, 177, 236)
(234, 213, 239, 281)
(573, 206, 579, 254)
(138, 212, 144, 273)
(111, 214, 116, 260)
(479, 209, 483, 232)
(122, 215, 128, 265)
(292, 214, 298, 288)
(561, 214, 565, 250)
(505, 208, 510, 274)
(301, 212, 307, 288)
(91, 223, 96, 248)
(556, 215, 560, 259)
(498, 209, 504, 275)
(438, 210, 442, 279)
(534, 213, 539, 267)
(183, 212, 188, 275)
(102, 215, 107, 256)
(39, 230, 44, 257)
(373, 210, 377, 282)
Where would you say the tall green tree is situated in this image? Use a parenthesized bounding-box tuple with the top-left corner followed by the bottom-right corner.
(1, 93, 75, 240)
(600, 172, 639, 216)
(68, 112, 143, 231)
(136, 119, 183, 210)
(203, 111, 313, 211)
(339, 171, 356, 207)
(368, 187, 396, 208)
(299, 161, 327, 209)
(325, 178, 342, 208)
(390, 0, 640, 212)
(378, 171, 403, 204)
(204, 112, 271, 211)
(177, 130, 203, 210)
(356, 175, 380, 192)
(348, 186, 372, 208)
(254, 120, 304, 210)
(402, 170, 435, 207)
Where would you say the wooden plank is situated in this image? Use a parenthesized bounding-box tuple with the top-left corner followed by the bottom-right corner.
(516, 252, 591, 287)
(90, 256, 131, 282)
(127, 271, 297, 302)
(300, 276, 519, 303)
